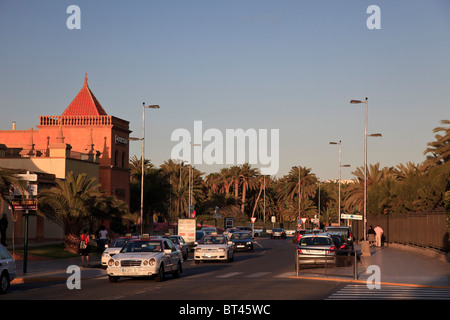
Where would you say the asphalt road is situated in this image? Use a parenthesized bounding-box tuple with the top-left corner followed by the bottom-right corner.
(2, 238, 342, 301)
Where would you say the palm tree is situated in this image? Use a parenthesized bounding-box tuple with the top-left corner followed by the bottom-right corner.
(0, 168, 27, 221)
(239, 163, 260, 214)
(38, 171, 115, 253)
(129, 155, 153, 182)
(424, 119, 450, 165)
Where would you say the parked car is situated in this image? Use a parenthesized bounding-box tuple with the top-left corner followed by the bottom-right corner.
(106, 236, 182, 283)
(296, 234, 336, 267)
(0, 245, 16, 294)
(167, 235, 189, 261)
(327, 232, 351, 254)
(323, 226, 354, 249)
(271, 228, 286, 239)
(230, 232, 254, 252)
(194, 234, 234, 263)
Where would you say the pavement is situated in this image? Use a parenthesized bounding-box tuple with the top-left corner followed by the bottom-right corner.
(292, 243, 450, 289)
(8, 241, 450, 289)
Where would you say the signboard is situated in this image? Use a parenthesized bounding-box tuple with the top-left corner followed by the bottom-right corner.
(341, 214, 363, 220)
(224, 217, 234, 229)
(178, 218, 197, 245)
(11, 199, 37, 211)
(301, 217, 307, 224)
(250, 217, 256, 223)
(271, 216, 276, 223)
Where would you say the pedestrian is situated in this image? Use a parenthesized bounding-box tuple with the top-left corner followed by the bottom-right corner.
(98, 225, 109, 253)
(374, 225, 384, 247)
(80, 229, 90, 268)
(368, 225, 376, 247)
(0, 214, 8, 246)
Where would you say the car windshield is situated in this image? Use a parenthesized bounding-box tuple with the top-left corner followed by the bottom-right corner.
(110, 238, 130, 248)
(168, 237, 179, 244)
(121, 240, 163, 253)
(231, 233, 251, 240)
(299, 237, 332, 246)
(199, 235, 225, 244)
(273, 228, 283, 232)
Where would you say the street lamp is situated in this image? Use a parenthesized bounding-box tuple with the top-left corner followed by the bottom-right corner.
(329, 141, 351, 225)
(350, 98, 381, 240)
(140, 102, 159, 234)
(189, 143, 201, 218)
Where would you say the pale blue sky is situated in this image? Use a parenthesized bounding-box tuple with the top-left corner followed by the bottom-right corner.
(1, 1, 449, 180)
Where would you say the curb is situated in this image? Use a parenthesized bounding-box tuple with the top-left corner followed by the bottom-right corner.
(12, 273, 107, 284)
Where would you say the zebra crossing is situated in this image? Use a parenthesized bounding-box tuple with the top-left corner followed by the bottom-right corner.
(326, 284, 450, 300)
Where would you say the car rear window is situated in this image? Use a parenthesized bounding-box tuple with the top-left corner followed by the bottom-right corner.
(299, 237, 332, 246)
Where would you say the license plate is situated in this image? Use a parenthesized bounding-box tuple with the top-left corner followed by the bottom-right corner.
(237, 245, 244, 248)
(122, 268, 138, 273)
(307, 250, 322, 254)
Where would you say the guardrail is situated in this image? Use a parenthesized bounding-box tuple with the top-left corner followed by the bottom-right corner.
(295, 247, 359, 280)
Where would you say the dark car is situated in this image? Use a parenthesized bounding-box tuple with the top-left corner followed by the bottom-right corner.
(323, 226, 354, 249)
(271, 228, 286, 239)
(327, 233, 350, 255)
(168, 235, 189, 261)
(230, 232, 254, 252)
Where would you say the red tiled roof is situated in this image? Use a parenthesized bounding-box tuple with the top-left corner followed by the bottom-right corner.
(61, 74, 108, 116)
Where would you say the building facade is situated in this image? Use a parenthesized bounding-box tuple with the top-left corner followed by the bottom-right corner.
(0, 74, 131, 242)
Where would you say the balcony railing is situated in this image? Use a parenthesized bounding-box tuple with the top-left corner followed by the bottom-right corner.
(39, 115, 129, 131)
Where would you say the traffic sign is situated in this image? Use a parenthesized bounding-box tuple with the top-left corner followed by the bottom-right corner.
(250, 217, 256, 223)
(341, 214, 362, 220)
(301, 218, 307, 224)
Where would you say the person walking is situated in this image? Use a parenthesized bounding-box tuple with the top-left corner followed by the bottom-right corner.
(0, 214, 8, 246)
(374, 225, 384, 247)
(80, 229, 90, 268)
(98, 225, 109, 253)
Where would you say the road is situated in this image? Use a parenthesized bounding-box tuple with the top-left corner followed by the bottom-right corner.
(3, 237, 342, 301)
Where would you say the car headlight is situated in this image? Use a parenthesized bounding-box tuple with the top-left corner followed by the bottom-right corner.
(195, 248, 202, 253)
(149, 258, 156, 266)
(108, 259, 115, 266)
(218, 248, 225, 253)
(115, 261, 120, 266)
(247, 242, 252, 245)
(143, 260, 148, 266)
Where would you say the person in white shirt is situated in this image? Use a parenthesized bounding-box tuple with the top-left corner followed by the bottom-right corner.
(374, 225, 384, 247)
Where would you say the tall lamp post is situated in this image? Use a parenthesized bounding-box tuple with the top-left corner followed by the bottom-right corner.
(140, 102, 159, 234)
(329, 140, 350, 225)
(189, 143, 201, 218)
(350, 98, 381, 240)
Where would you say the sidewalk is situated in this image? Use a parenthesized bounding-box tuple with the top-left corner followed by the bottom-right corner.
(12, 253, 107, 284)
(293, 244, 450, 289)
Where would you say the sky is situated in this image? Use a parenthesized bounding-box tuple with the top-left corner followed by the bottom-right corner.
(1, 0, 449, 180)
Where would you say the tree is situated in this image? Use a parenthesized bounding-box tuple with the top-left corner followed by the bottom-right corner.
(38, 171, 125, 253)
(239, 163, 260, 214)
(424, 119, 450, 166)
(0, 168, 27, 221)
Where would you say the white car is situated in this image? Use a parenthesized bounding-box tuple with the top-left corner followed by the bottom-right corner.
(194, 234, 234, 263)
(107, 237, 182, 283)
(0, 245, 16, 294)
(101, 236, 138, 268)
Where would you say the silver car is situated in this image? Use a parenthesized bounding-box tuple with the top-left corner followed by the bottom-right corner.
(296, 234, 336, 267)
(0, 245, 16, 293)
